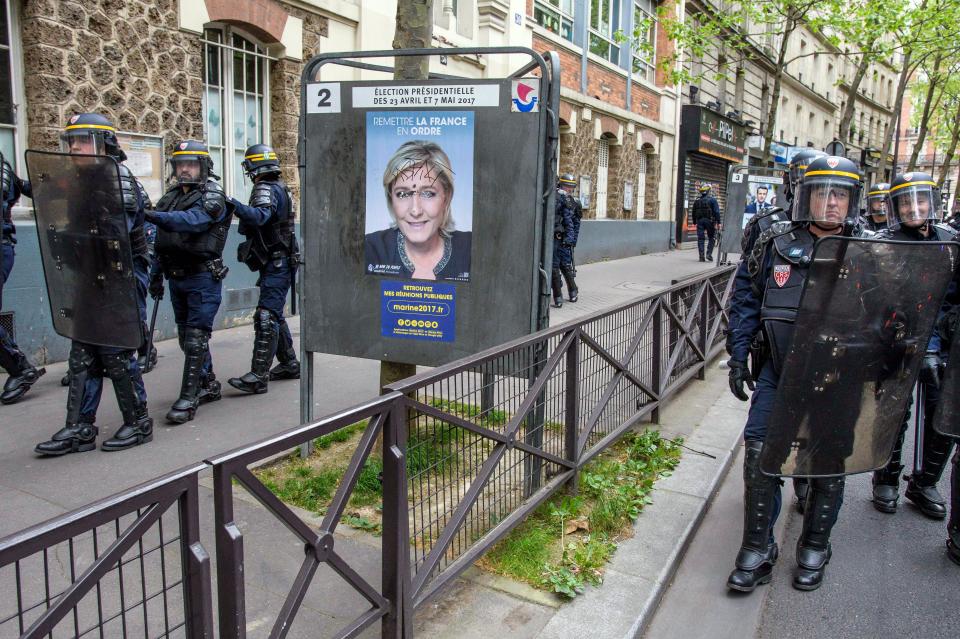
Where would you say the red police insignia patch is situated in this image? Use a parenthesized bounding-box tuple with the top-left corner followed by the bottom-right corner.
(774, 264, 791, 287)
(69, 115, 79, 124)
(827, 157, 839, 168)
(179, 142, 188, 150)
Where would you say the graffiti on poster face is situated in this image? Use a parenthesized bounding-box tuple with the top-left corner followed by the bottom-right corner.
(364, 111, 474, 282)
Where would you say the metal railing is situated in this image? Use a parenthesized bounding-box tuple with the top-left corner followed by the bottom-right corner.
(0, 465, 211, 638)
(0, 266, 735, 639)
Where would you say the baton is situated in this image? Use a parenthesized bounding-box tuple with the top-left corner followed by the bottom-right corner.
(144, 297, 160, 373)
(913, 383, 925, 478)
(289, 257, 298, 316)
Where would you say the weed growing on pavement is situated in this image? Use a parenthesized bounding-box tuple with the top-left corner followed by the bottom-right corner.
(478, 429, 681, 599)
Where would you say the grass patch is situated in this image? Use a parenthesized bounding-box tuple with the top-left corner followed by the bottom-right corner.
(479, 429, 682, 599)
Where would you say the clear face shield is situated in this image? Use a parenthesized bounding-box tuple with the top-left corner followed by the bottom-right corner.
(796, 179, 857, 227)
(867, 193, 887, 219)
(170, 157, 205, 186)
(888, 185, 941, 229)
(60, 130, 106, 156)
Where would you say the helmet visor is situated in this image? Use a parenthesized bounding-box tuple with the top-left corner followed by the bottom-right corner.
(796, 178, 857, 226)
(170, 155, 206, 185)
(888, 184, 940, 229)
(60, 130, 105, 156)
(866, 192, 887, 218)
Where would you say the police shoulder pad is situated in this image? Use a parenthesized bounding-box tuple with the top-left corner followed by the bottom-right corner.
(251, 182, 274, 208)
(203, 179, 224, 195)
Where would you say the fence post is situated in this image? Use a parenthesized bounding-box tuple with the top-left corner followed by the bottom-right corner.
(564, 328, 581, 494)
(698, 280, 709, 380)
(651, 301, 663, 424)
(382, 399, 412, 639)
(213, 464, 246, 639)
(179, 475, 214, 638)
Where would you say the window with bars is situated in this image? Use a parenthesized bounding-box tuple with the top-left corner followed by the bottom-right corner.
(595, 138, 610, 219)
(631, 0, 656, 83)
(636, 151, 647, 216)
(534, 0, 575, 42)
(202, 26, 270, 202)
(589, 0, 621, 64)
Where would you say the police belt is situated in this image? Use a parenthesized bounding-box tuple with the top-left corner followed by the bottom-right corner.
(163, 258, 227, 280)
(1, 233, 13, 246)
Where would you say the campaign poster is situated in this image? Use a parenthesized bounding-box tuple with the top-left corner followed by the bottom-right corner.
(381, 281, 456, 342)
(742, 180, 781, 229)
(364, 110, 474, 282)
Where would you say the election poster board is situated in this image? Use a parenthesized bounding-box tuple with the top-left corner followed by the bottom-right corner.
(719, 165, 786, 255)
(300, 56, 555, 366)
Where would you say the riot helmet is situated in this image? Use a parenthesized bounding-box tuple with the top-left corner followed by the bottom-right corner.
(886, 172, 940, 229)
(698, 184, 711, 194)
(241, 143, 281, 180)
(169, 140, 215, 186)
(558, 173, 577, 189)
(866, 182, 889, 220)
(60, 113, 126, 160)
(794, 156, 862, 228)
(787, 149, 827, 193)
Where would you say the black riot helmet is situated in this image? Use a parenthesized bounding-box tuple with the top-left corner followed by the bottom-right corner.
(241, 143, 281, 179)
(794, 155, 862, 228)
(558, 173, 577, 189)
(60, 113, 126, 161)
(866, 182, 890, 219)
(787, 149, 827, 194)
(169, 139, 216, 186)
(886, 171, 940, 230)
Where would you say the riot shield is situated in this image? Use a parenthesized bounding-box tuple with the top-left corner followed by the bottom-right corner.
(26, 150, 142, 349)
(933, 327, 960, 439)
(759, 236, 958, 477)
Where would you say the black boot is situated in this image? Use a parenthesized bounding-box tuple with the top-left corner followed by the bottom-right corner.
(699, 253, 705, 262)
(794, 476, 844, 591)
(137, 345, 158, 374)
(551, 267, 564, 308)
(0, 334, 46, 405)
(270, 345, 300, 380)
(100, 350, 153, 451)
(793, 478, 809, 514)
(35, 344, 97, 456)
(905, 428, 954, 520)
(728, 440, 780, 592)
(199, 375, 222, 405)
(949, 454, 959, 565)
(873, 423, 906, 513)
(229, 308, 276, 394)
(561, 264, 579, 303)
(166, 327, 208, 425)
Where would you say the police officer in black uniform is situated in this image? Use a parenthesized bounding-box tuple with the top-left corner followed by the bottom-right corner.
(227, 144, 300, 394)
(726, 156, 863, 592)
(35, 113, 154, 455)
(147, 140, 230, 424)
(691, 184, 721, 261)
(862, 182, 890, 232)
(0, 152, 45, 404)
(870, 172, 957, 518)
(551, 174, 580, 308)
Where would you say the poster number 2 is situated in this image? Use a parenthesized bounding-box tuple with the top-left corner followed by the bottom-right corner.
(307, 83, 341, 114)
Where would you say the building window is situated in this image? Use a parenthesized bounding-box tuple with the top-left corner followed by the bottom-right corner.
(434, 0, 474, 39)
(631, 0, 656, 82)
(0, 0, 20, 165)
(202, 26, 271, 202)
(636, 151, 647, 216)
(534, 0, 575, 42)
(595, 138, 610, 219)
(589, 0, 621, 64)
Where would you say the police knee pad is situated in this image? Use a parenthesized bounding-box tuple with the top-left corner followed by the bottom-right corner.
(68, 343, 97, 374)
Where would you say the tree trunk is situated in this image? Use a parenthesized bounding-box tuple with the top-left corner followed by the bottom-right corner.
(907, 53, 945, 171)
(935, 99, 960, 188)
(393, 0, 434, 80)
(761, 17, 796, 163)
(878, 50, 914, 178)
(838, 55, 871, 142)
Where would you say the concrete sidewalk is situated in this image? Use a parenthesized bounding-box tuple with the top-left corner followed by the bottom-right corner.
(2, 246, 731, 637)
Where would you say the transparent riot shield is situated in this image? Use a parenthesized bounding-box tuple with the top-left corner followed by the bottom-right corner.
(933, 327, 960, 439)
(759, 236, 958, 477)
(26, 150, 143, 349)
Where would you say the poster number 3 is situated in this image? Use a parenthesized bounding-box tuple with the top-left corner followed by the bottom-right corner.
(307, 83, 341, 114)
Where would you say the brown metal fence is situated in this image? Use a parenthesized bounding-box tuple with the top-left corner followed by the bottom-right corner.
(0, 266, 734, 639)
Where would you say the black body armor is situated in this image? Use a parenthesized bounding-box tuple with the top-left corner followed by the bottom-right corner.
(238, 180, 296, 271)
(155, 180, 231, 268)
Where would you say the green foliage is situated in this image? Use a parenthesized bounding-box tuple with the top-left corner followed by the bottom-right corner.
(482, 429, 682, 599)
(342, 514, 382, 536)
(313, 420, 368, 450)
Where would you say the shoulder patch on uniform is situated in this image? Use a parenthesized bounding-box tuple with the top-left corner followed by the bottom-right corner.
(788, 247, 803, 258)
(773, 264, 791, 287)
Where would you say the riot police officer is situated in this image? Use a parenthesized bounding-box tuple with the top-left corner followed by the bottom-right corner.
(551, 174, 581, 308)
(226, 144, 300, 394)
(35, 114, 153, 455)
(0, 152, 45, 404)
(870, 172, 957, 518)
(726, 156, 863, 592)
(862, 182, 890, 232)
(691, 184, 720, 261)
(147, 140, 230, 424)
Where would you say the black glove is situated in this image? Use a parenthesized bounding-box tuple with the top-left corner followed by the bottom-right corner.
(149, 275, 164, 300)
(919, 352, 945, 389)
(144, 208, 160, 225)
(728, 359, 755, 401)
